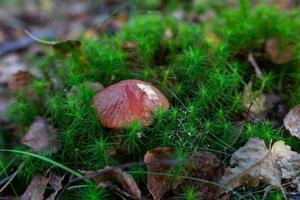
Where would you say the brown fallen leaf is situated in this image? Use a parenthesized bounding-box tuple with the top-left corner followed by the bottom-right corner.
(178, 151, 228, 200)
(0, 54, 27, 84)
(271, 140, 300, 179)
(45, 173, 66, 200)
(284, 105, 300, 138)
(20, 175, 48, 200)
(220, 138, 281, 190)
(144, 147, 175, 200)
(8, 71, 34, 95)
(87, 167, 141, 200)
(265, 37, 294, 64)
(21, 117, 59, 153)
(243, 82, 280, 121)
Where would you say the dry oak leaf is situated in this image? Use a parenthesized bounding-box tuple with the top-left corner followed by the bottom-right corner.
(144, 147, 175, 200)
(284, 105, 300, 138)
(220, 138, 281, 190)
(20, 175, 49, 200)
(179, 151, 228, 200)
(87, 167, 141, 200)
(21, 117, 59, 153)
(271, 140, 300, 179)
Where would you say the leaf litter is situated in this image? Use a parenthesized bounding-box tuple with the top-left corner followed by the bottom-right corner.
(21, 117, 59, 153)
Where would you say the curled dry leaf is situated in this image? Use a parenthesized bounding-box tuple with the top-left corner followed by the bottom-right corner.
(87, 167, 141, 200)
(21, 175, 48, 200)
(178, 151, 228, 200)
(265, 37, 294, 64)
(220, 138, 281, 190)
(21, 117, 59, 153)
(243, 82, 280, 121)
(271, 140, 300, 179)
(144, 147, 175, 200)
(284, 105, 300, 138)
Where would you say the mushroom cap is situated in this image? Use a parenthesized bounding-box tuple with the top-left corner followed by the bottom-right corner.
(93, 79, 170, 128)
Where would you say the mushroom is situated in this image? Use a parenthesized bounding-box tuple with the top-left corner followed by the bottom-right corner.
(93, 79, 170, 128)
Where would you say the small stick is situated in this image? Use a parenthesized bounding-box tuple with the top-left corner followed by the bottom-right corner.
(248, 53, 264, 80)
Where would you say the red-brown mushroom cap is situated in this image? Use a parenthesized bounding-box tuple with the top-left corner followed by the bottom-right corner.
(93, 79, 170, 128)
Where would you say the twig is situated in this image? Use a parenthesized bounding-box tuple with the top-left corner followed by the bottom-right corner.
(248, 53, 264, 80)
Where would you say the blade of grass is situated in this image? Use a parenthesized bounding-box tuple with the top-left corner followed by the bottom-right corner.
(0, 149, 82, 178)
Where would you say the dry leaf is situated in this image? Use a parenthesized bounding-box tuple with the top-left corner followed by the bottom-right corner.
(144, 147, 175, 200)
(45, 173, 66, 200)
(0, 54, 27, 84)
(265, 37, 294, 64)
(8, 71, 34, 95)
(284, 105, 300, 138)
(178, 151, 228, 200)
(243, 82, 280, 120)
(271, 140, 300, 179)
(21, 117, 59, 153)
(88, 167, 141, 200)
(21, 175, 48, 200)
(220, 138, 281, 190)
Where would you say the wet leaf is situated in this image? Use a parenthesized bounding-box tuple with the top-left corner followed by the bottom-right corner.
(220, 138, 281, 190)
(271, 140, 300, 179)
(87, 167, 141, 200)
(21, 117, 59, 153)
(20, 175, 48, 200)
(284, 105, 300, 138)
(179, 151, 228, 200)
(144, 147, 175, 200)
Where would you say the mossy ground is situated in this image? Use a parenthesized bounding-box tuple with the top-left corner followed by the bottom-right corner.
(2, 0, 300, 199)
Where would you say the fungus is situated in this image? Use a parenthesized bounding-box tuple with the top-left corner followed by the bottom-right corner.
(93, 79, 169, 128)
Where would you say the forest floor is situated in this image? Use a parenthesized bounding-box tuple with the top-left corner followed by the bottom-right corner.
(1, 0, 300, 199)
